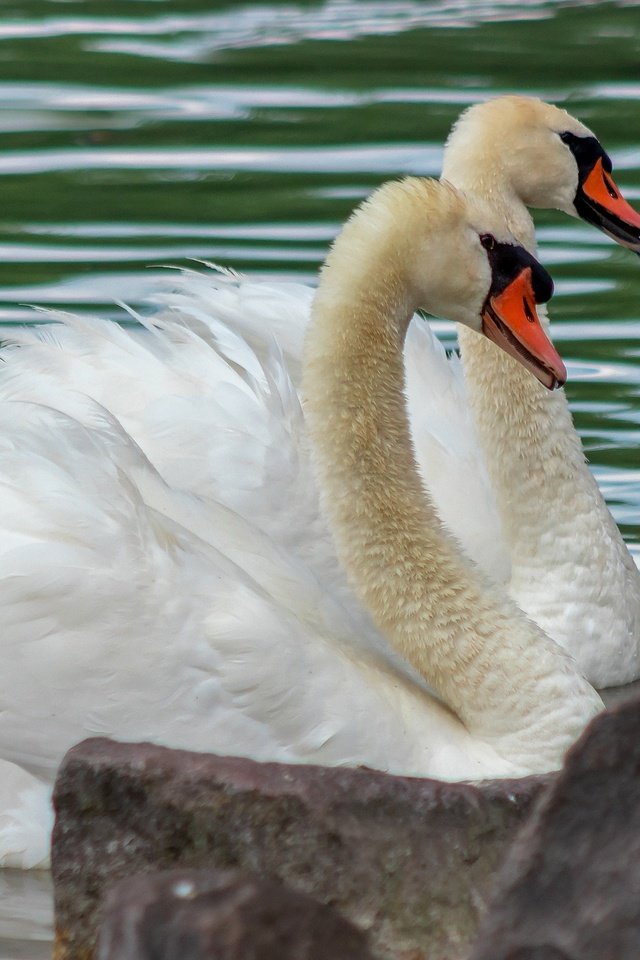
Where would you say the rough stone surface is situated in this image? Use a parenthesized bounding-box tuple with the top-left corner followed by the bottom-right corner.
(96, 867, 375, 960)
(51, 739, 547, 960)
(470, 694, 640, 960)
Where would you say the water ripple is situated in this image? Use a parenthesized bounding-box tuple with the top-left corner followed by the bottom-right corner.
(0, 3, 571, 49)
(0, 144, 441, 176)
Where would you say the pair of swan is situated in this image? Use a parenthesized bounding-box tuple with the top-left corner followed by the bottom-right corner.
(0, 96, 637, 869)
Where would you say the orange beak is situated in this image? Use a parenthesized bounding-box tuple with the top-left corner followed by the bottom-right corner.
(481, 267, 566, 390)
(579, 157, 640, 250)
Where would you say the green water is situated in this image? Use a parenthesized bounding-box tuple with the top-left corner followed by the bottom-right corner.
(0, 0, 638, 951)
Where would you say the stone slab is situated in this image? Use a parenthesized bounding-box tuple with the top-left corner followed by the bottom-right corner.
(51, 739, 547, 960)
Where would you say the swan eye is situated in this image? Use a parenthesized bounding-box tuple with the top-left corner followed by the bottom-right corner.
(480, 234, 496, 251)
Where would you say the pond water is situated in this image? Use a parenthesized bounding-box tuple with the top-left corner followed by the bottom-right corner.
(0, 0, 638, 953)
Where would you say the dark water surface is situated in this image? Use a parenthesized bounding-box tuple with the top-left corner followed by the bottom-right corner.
(0, 0, 638, 952)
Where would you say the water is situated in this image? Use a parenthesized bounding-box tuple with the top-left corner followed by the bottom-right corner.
(0, 0, 638, 953)
(0, 873, 50, 960)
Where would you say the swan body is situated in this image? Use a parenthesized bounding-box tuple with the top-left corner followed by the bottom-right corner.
(0, 177, 602, 868)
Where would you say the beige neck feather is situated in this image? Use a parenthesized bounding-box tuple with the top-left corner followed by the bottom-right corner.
(303, 179, 601, 762)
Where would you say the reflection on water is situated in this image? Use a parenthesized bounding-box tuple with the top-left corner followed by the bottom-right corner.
(0, 0, 638, 951)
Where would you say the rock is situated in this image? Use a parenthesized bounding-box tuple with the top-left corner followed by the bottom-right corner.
(96, 867, 375, 960)
(51, 739, 547, 960)
(470, 694, 640, 960)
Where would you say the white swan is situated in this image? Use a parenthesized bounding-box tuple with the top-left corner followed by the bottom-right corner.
(0, 178, 602, 869)
(432, 96, 640, 687)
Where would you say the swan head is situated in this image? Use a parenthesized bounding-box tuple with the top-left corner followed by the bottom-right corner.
(424, 184, 562, 389)
(476, 231, 562, 389)
(321, 178, 564, 389)
(443, 95, 640, 252)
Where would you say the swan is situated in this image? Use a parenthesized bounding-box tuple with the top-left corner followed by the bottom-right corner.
(433, 96, 640, 687)
(0, 177, 602, 869)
